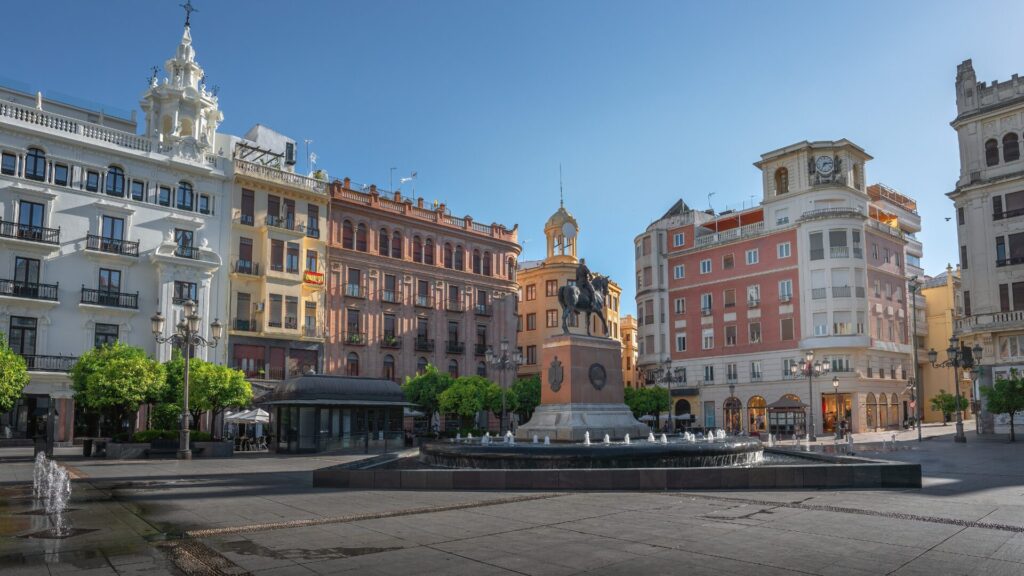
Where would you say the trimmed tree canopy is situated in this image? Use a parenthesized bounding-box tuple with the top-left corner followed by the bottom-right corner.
(402, 364, 453, 418)
(71, 342, 165, 422)
(981, 369, 1024, 442)
(0, 334, 29, 413)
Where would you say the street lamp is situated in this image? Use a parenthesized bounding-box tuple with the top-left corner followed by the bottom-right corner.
(908, 277, 923, 442)
(485, 339, 523, 434)
(790, 349, 830, 441)
(152, 300, 222, 460)
(927, 337, 982, 443)
(832, 376, 841, 439)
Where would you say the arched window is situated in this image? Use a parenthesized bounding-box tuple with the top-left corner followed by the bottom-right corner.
(424, 238, 435, 265)
(865, 392, 876, 430)
(417, 357, 428, 374)
(774, 167, 789, 195)
(356, 223, 368, 251)
(383, 354, 396, 381)
(890, 393, 899, 429)
(1004, 133, 1020, 162)
(448, 359, 459, 378)
(342, 220, 354, 249)
(507, 257, 516, 281)
(413, 236, 423, 263)
(471, 249, 481, 274)
(674, 399, 692, 416)
(986, 138, 1000, 167)
(476, 361, 487, 377)
(443, 243, 453, 269)
(106, 166, 126, 197)
(346, 352, 360, 376)
(176, 181, 194, 211)
(378, 228, 390, 256)
(483, 252, 492, 276)
(747, 396, 767, 432)
(454, 245, 464, 271)
(24, 148, 46, 182)
(392, 231, 402, 259)
(878, 393, 889, 429)
(724, 397, 742, 433)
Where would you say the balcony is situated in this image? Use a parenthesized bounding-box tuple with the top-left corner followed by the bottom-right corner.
(175, 245, 200, 260)
(800, 207, 864, 221)
(0, 221, 60, 245)
(81, 287, 138, 309)
(234, 158, 327, 195)
(996, 257, 1024, 268)
(236, 213, 255, 226)
(304, 324, 322, 338)
(779, 294, 793, 303)
(231, 260, 258, 276)
(446, 300, 464, 312)
(232, 318, 258, 332)
(446, 340, 465, 354)
(747, 299, 760, 308)
(0, 279, 58, 301)
(343, 331, 366, 345)
(21, 354, 77, 372)
(832, 286, 852, 298)
(700, 308, 712, 317)
(811, 288, 826, 300)
(265, 215, 305, 234)
(381, 336, 402, 349)
(86, 234, 139, 257)
(414, 294, 434, 308)
(284, 317, 299, 330)
(830, 246, 849, 258)
(345, 284, 366, 298)
(474, 303, 492, 316)
(474, 343, 488, 356)
(380, 289, 402, 304)
(415, 338, 435, 352)
(955, 310, 1024, 334)
(994, 207, 1024, 221)
(693, 221, 766, 249)
(306, 227, 321, 239)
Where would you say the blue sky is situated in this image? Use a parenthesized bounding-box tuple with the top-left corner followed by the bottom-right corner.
(7, 1, 1023, 314)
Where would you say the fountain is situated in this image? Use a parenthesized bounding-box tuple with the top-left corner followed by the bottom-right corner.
(505, 431, 514, 444)
(602, 434, 610, 445)
(584, 431, 591, 446)
(30, 452, 73, 538)
(543, 436, 550, 445)
(647, 432, 656, 442)
(659, 433, 668, 444)
(456, 433, 462, 442)
(533, 434, 539, 444)
(467, 432, 473, 440)
(623, 434, 631, 445)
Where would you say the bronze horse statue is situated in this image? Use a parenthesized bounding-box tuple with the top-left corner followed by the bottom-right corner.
(558, 275, 610, 336)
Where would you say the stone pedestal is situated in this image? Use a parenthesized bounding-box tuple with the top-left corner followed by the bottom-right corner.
(517, 334, 649, 441)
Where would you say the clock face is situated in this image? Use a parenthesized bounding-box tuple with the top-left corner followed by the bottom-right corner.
(815, 155, 834, 174)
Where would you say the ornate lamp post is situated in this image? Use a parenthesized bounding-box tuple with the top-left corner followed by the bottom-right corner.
(485, 339, 523, 434)
(790, 350, 830, 441)
(832, 375, 841, 439)
(927, 336, 982, 443)
(151, 300, 223, 460)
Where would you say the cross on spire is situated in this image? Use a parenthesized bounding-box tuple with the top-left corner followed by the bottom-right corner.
(180, 1, 197, 27)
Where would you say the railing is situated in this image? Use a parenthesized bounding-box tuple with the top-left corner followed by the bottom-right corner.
(381, 336, 402, 349)
(700, 308, 712, 316)
(414, 294, 433, 308)
(175, 245, 200, 259)
(233, 260, 261, 275)
(955, 310, 1024, 333)
(800, 207, 864, 221)
(284, 317, 298, 330)
(20, 354, 78, 372)
(86, 234, 139, 257)
(446, 299, 464, 312)
(994, 208, 1024, 221)
(474, 303, 492, 316)
(380, 289, 402, 304)
(0, 221, 60, 245)
(304, 325, 321, 338)
(811, 288, 827, 300)
(232, 318, 258, 332)
(832, 286, 852, 298)
(747, 299, 760, 308)
(172, 297, 199, 306)
(81, 287, 138, 309)
(474, 343, 488, 356)
(830, 246, 849, 258)
(779, 294, 793, 303)
(306, 227, 320, 239)
(343, 331, 366, 345)
(751, 374, 763, 382)
(866, 218, 905, 240)
(265, 215, 305, 233)
(415, 338, 435, 352)
(345, 284, 366, 298)
(693, 221, 766, 249)
(0, 99, 152, 152)
(235, 158, 327, 195)
(996, 257, 1024, 267)
(236, 213, 255, 226)
(270, 263, 284, 272)
(697, 379, 714, 386)
(446, 341, 465, 354)
(0, 279, 58, 301)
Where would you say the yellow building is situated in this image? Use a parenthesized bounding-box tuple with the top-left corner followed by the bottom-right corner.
(516, 203, 622, 378)
(919, 265, 973, 424)
(227, 129, 329, 392)
(621, 314, 638, 388)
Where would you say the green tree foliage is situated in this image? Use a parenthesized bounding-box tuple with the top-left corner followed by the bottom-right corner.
(438, 375, 500, 429)
(188, 362, 252, 436)
(929, 389, 969, 423)
(981, 370, 1024, 442)
(0, 334, 29, 413)
(71, 342, 165, 434)
(625, 386, 671, 419)
(402, 364, 453, 425)
(510, 375, 541, 422)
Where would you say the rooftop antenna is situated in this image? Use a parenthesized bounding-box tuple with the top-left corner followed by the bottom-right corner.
(180, 0, 197, 27)
(559, 163, 564, 208)
(707, 191, 716, 212)
(304, 139, 313, 175)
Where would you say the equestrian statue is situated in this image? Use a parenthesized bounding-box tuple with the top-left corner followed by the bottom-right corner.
(558, 258, 610, 337)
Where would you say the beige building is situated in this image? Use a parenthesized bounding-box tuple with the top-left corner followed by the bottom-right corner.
(516, 204, 622, 379)
(621, 314, 639, 388)
(919, 266, 973, 424)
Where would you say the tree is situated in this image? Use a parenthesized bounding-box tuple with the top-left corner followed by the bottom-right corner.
(402, 364, 453, 430)
(438, 375, 500, 429)
(188, 362, 252, 438)
(0, 334, 29, 414)
(625, 386, 671, 422)
(981, 370, 1024, 442)
(510, 375, 541, 422)
(930, 390, 969, 424)
(71, 342, 165, 436)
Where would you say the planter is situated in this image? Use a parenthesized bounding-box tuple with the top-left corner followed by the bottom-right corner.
(104, 442, 150, 460)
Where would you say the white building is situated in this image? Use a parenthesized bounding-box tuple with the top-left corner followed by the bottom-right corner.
(0, 22, 231, 441)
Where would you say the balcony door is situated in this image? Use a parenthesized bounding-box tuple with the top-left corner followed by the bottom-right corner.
(18, 201, 45, 240)
(101, 215, 125, 243)
(98, 268, 122, 306)
(14, 257, 40, 298)
(9, 316, 37, 360)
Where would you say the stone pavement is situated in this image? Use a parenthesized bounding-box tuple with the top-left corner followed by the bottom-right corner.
(1, 423, 1022, 575)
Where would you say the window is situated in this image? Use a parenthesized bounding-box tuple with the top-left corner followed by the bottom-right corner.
(775, 207, 790, 225)
(525, 284, 536, 301)
(526, 346, 537, 365)
(674, 298, 685, 315)
(472, 249, 481, 274)
(673, 233, 685, 247)
(286, 243, 300, 273)
(723, 254, 734, 269)
(127, 179, 144, 201)
(745, 249, 759, 265)
(675, 333, 687, 352)
(417, 357, 428, 374)
(306, 249, 318, 273)
(378, 228, 390, 256)
(53, 164, 68, 186)
(964, 290, 972, 317)
(814, 312, 828, 336)
(483, 252, 492, 276)
(307, 205, 320, 238)
(176, 181, 194, 211)
(453, 245, 464, 270)
(751, 360, 763, 380)
(86, 171, 100, 192)
(270, 239, 284, 271)
(703, 365, 714, 383)
(448, 360, 460, 378)
(546, 280, 558, 297)
(749, 322, 761, 344)
(780, 317, 794, 340)
(700, 292, 712, 313)
(173, 280, 197, 304)
(747, 285, 760, 306)
(725, 325, 737, 346)
(9, 316, 37, 357)
(94, 323, 119, 347)
(443, 243, 453, 268)
(424, 239, 434, 265)
(356, 223, 367, 251)
(198, 194, 210, 215)
(774, 167, 789, 194)
(1000, 283, 1011, 312)
(702, 328, 714, 350)
(960, 245, 968, 269)
(724, 288, 736, 308)
(642, 236, 651, 255)
(779, 279, 793, 301)
(726, 363, 738, 382)
(174, 228, 194, 257)
(810, 232, 824, 260)
(777, 242, 791, 258)
(673, 264, 685, 279)
(105, 166, 125, 196)
(341, 219, 355, 249)
(25, 148, 46, 181)
(1, 152, 16, 175)
(986, 138, 1000, 167)
(526, 313, 536, 330)
(1005, 133, 1020, 163)
(546, 309, 558, 328)
(346, 353, 360, 376)
(98, 268, 121, 293)
(700, 259, 712, 274)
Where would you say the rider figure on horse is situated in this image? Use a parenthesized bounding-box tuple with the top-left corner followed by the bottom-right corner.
(576, 258, 595, 308)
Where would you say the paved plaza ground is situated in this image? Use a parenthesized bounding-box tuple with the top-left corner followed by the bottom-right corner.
(2, 422, 1023, 575)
